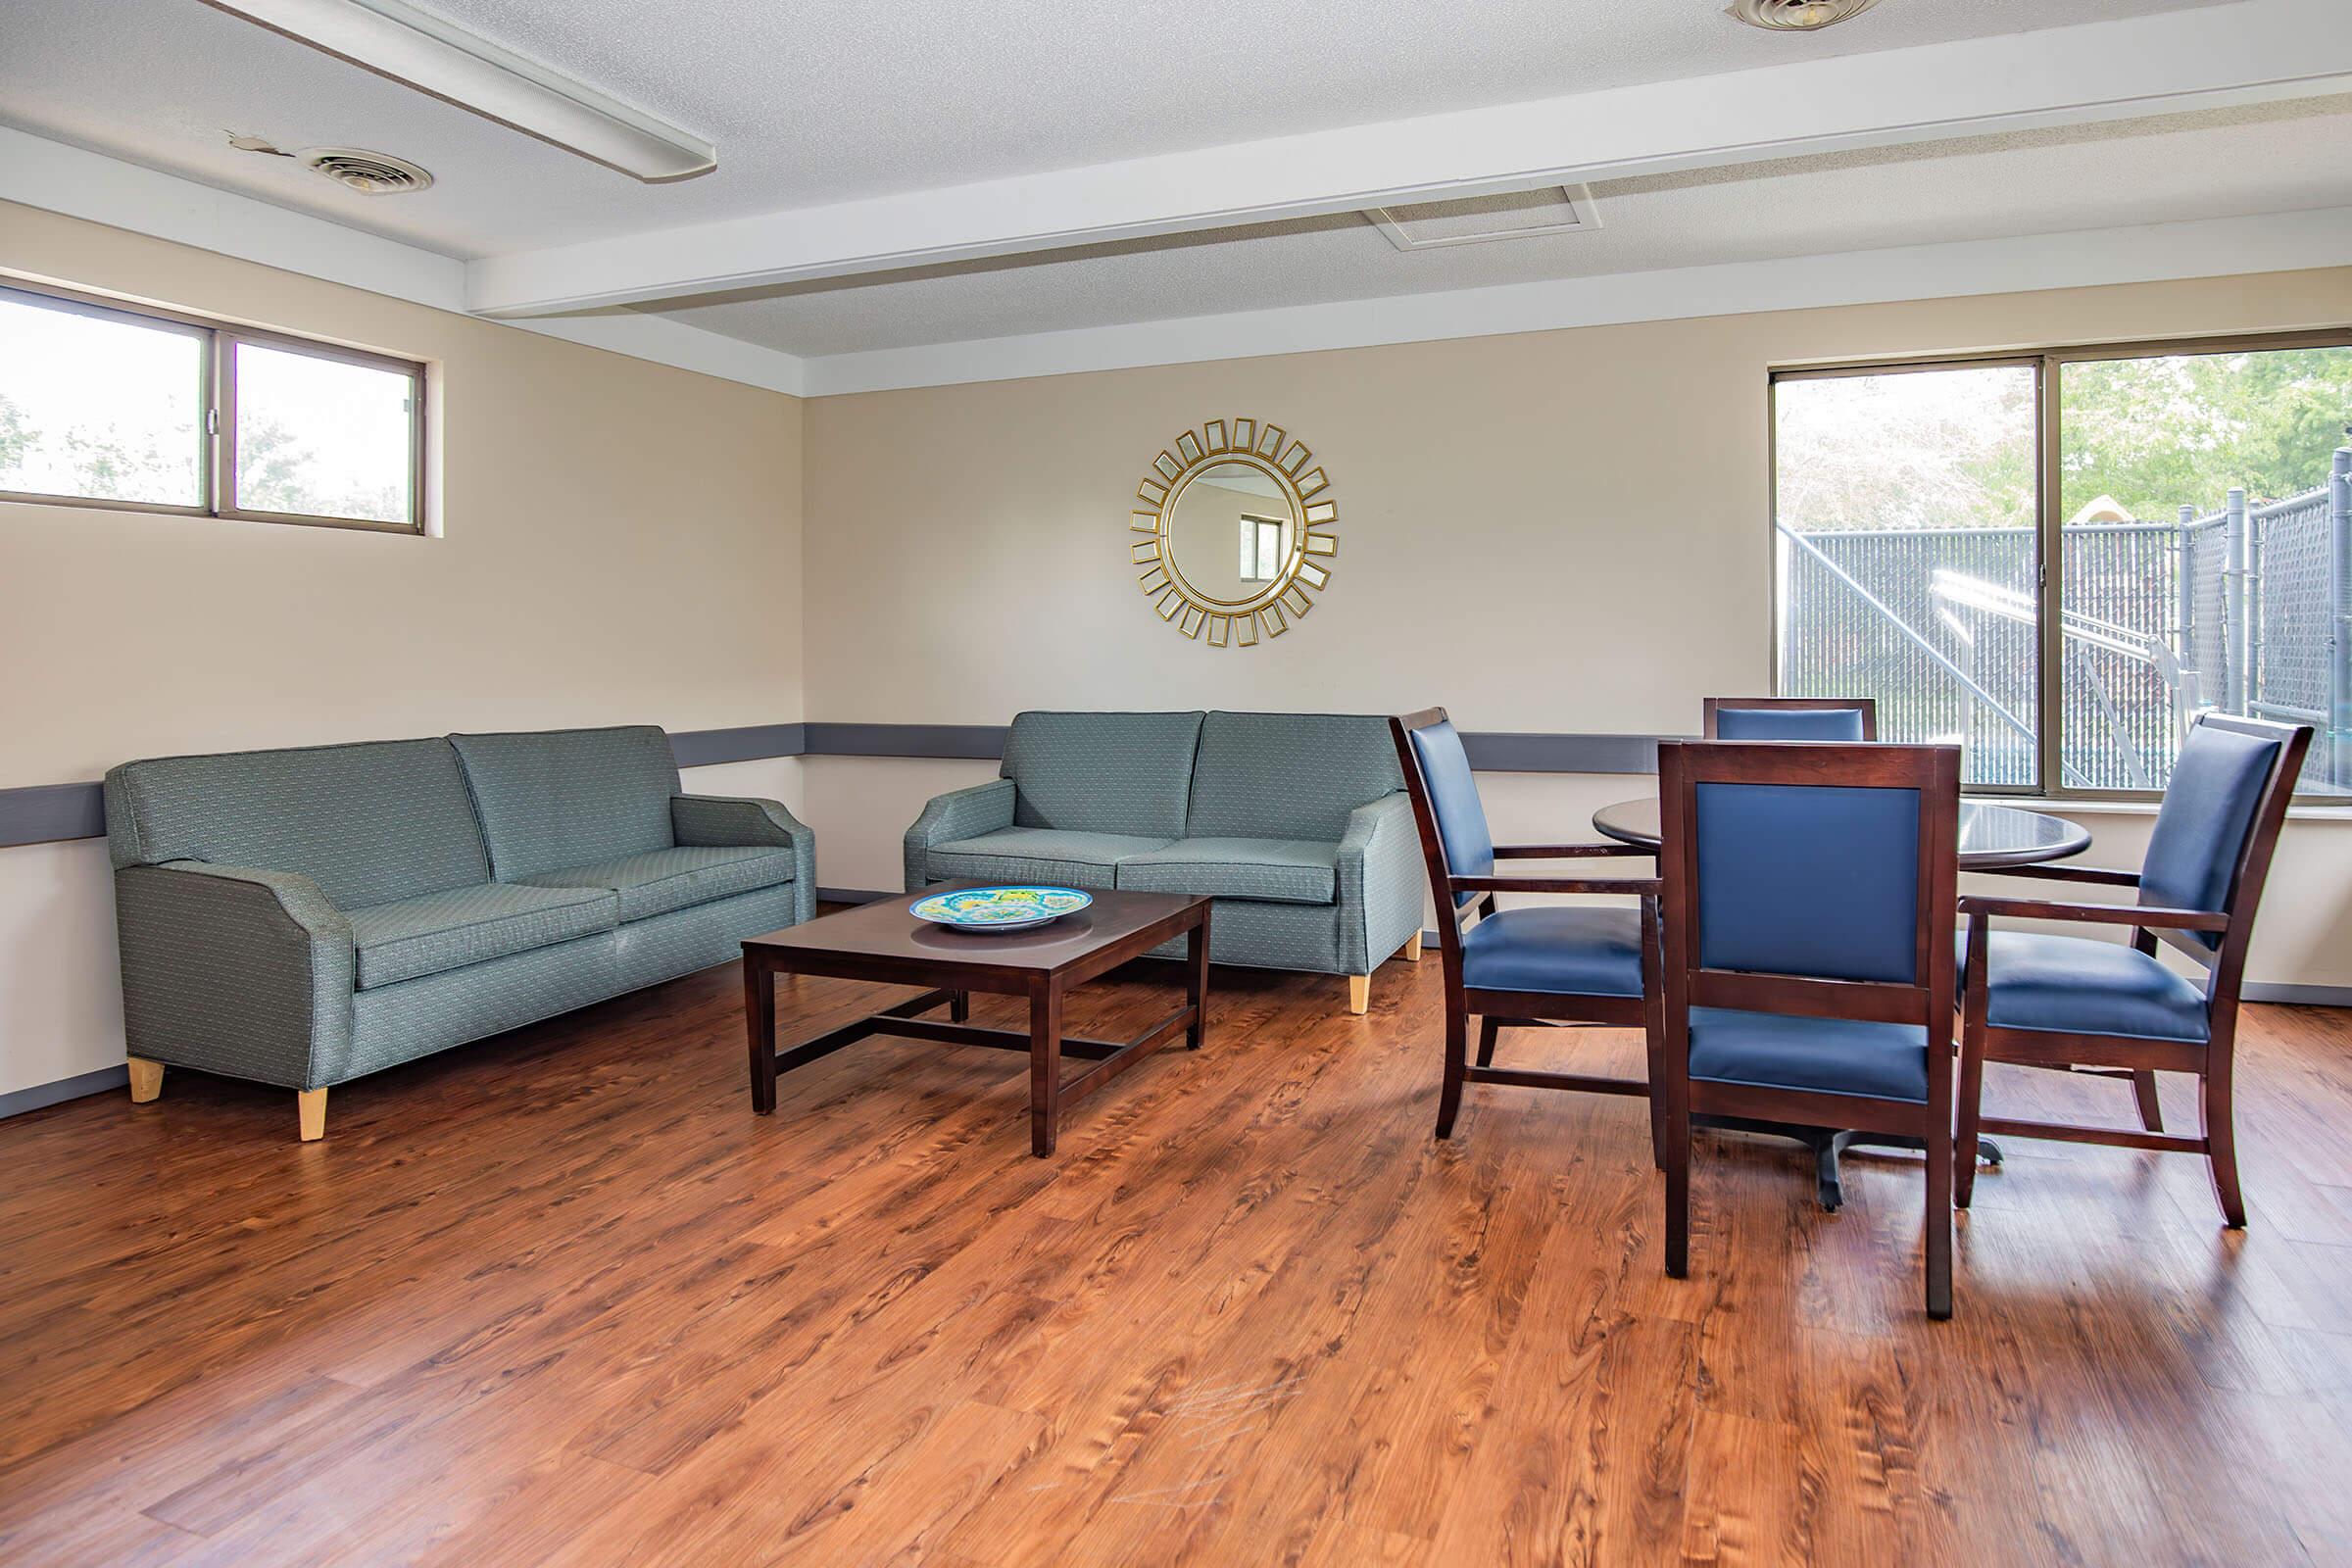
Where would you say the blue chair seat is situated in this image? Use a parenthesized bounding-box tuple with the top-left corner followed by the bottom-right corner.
(1962, 929, 2211, 1043)
(1688, 1007, 1931, 1102)
(1459, 906, 1643, 998)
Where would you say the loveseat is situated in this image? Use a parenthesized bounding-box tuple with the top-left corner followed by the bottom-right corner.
(106, 724, 815, 1139)
(904, 710, 1423, 1012)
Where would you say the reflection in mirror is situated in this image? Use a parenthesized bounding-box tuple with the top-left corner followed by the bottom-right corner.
(1166, 460, 1298, 606)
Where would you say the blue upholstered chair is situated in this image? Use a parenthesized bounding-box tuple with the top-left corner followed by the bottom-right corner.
(1702, 696, 1876, 741)
(1957, 714, 2311, 1228)
(1389, 710, 1662, 1151)
(1656, 738, 1962, 1318)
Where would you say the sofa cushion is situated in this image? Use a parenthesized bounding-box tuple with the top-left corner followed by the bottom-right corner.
(1962, 929, 2211, 1042)
(1001, 711, 1204, 839)
(104, 739, 491, 910)
(523, 845, 798, 923)
(1116, 838, 1339, 906)
(1185, 711, 1404, 841)
(347, 882, 618, 990)
(925, 828, 1172, 890)
(449, 726, 680, 882)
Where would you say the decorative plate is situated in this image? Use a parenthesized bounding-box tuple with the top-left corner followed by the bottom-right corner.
(910, 885, 1094, 933)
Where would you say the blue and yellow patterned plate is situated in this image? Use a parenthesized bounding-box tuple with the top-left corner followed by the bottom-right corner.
(909, 885, 1094, 933)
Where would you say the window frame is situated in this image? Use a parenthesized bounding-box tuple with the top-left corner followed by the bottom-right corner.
(1769, 325, 2352, 806)
(0, 276, 427, 535)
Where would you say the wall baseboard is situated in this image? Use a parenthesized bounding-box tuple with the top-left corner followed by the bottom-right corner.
(0, 1063, 127, 1121)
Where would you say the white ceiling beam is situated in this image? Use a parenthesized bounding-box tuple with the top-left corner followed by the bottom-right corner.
(466, 0, 2352, 318)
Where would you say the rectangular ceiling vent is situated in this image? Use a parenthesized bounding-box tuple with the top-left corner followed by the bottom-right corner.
(1368, 185, 1601, 251)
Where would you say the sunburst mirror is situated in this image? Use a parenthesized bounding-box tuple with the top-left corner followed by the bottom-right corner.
(1129, 418, 1337, 646)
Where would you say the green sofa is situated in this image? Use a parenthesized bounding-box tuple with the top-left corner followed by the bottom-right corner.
(105, 725, 815, 1139)
(904, 710, 1424, 1012)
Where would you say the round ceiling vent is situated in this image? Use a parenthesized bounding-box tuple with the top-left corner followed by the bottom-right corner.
(298, 148, 434, 195)
(1727, 0, 1884, 29)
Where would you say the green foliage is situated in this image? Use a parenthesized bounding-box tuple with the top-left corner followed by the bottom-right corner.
(1782, 347, 2352, 532)
(0, 393, 33, 473)
(2059, 348, 2352, 518)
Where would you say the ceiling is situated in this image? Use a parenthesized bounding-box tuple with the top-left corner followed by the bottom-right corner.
(652, 96, 2352, 357)
(3, 0, 2345, 371)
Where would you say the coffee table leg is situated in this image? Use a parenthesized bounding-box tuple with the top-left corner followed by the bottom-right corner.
(745, 956, 776, 1115)
(1029, 982, 1063, 1157)
(1186, 908, 1210, 1050)
(950, 991, 970, 1023)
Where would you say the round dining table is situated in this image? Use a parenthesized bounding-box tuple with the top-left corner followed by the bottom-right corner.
(1590, 796, 2093, 868)
(1587, 794, 2093, 1210)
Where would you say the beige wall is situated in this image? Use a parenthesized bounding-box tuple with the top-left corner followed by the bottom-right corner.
(803, 266, 2352, 991)
(0, 202, 806, 1096)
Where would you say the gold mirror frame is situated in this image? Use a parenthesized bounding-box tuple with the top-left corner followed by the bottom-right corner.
(1129, 418, 1337, 646)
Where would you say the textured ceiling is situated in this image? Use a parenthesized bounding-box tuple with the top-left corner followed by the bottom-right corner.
(0, 0, 2227, 260)
(644, 95, 2352, 357)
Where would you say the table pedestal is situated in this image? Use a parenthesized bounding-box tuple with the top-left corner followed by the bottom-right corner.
(1698, 1116, 2002, 1211)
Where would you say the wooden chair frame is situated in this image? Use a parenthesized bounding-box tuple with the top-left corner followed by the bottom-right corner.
(1956, 713, 2311, 1228)
(1657, 739, 1961, 1319)
(1389, 709, 1664, 1154)
(1702, 696, 1879, 740)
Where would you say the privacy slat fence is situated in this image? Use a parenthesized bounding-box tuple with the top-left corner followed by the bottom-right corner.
(1780, 445, 2352, 793)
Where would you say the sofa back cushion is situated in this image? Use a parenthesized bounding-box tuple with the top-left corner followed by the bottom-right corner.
(1186, 711, 1405, 841)
(449, 726, 680, 882)
(1001, 711, 1204, 839)
(105, 738, 490, 910)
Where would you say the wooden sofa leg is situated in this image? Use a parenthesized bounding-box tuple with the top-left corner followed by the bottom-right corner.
(1348, 974, 1370, 1014)
(297, 1088, 327, 1143)
(1404, 931, 1423, 962)
(127, 1057, 165, 1103)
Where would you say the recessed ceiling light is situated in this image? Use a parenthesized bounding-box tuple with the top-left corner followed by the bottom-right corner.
(1728, 0, 1885, 30)
(202, 0, 715, 182)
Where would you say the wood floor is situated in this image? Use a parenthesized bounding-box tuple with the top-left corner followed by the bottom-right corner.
(3, 956, 2351, 1566)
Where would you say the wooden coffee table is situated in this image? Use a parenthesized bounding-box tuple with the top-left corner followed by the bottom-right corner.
(741, 886, 1212, 1155)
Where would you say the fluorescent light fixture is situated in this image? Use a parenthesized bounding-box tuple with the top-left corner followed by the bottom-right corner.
(204, 0, 716, 181)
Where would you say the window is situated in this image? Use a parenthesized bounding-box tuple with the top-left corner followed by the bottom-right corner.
(0, 280, 424, 532)
(1238, 514, 1287, 582)
(1774, 332, 2352, 800)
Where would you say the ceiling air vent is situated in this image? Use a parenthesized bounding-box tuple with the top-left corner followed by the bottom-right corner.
(1727, 0, 1884, 30)
(298, 148, 434, 195)
(1369, 185, 1601, 252)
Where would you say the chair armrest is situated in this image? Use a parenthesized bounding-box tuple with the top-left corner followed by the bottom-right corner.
(903, 777, 1016, 893)
(1981, 862, 2141, 888)
(114, 861, 355, 1090)
(1338, 793, 1425, 971)
(1494, 842, 1657, 859)
(1451, 874, 1663, 897)
(1958, 894, 2226, 932)
(672, 795, 817, 926)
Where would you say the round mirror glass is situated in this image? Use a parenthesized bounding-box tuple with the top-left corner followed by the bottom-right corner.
(1162, 460, 1299, 611)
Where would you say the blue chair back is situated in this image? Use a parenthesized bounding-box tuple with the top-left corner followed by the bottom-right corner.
(2141, 717, 2289, 950)
(1705, 698, 1875, 742)
(1660, 740, 1958, 1018)
(1397, 716, 1494, 893)
(1692, 781, 1921, 983)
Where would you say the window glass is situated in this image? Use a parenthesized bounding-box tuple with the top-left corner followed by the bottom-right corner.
(0, 290, 204, 508)
(2057, 346, 2352, 796)
(231, 340, 416, 524)
(1774, 364, 2041, 789)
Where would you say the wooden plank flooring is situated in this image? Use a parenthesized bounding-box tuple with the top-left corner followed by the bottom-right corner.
(1, 955, 2349, 1565)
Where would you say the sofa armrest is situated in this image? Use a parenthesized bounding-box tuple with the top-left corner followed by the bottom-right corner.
(1337, 793, 1425, 973)
(904, 778, 1016, 893)
(672, 795, 817, 926)
(114, 861, 355, 1091)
